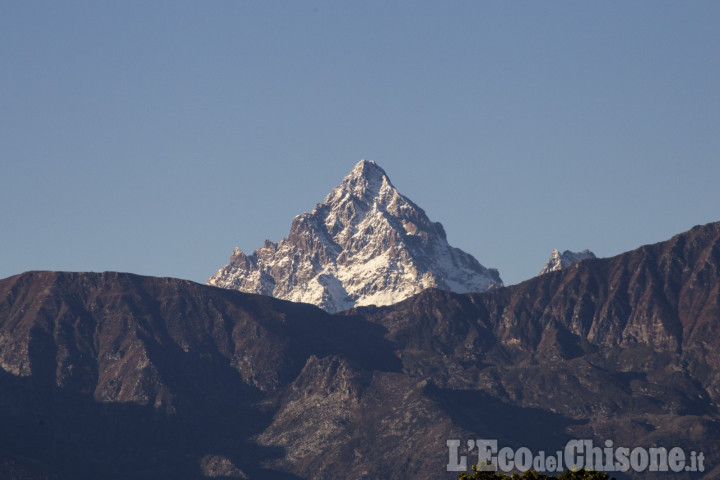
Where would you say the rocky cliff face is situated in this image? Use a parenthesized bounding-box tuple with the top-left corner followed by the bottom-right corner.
(0, 271, 399, 479)
(1, 221, 720, 479)
(208, 160, 502, 312)
(539, 248, 596, 275)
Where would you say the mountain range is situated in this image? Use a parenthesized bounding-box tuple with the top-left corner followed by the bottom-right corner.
(1, 220, 719, 479)
(208, 160, 502, 312)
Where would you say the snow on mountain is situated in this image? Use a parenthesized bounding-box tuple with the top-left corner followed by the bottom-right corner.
(538, 248, 596, 275)
(208, 160, 503, 312)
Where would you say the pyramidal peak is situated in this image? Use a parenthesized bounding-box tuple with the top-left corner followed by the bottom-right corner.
(323, 159, 394, 209)
(209, 160, 502, 312)
(348, 158, 386, 183)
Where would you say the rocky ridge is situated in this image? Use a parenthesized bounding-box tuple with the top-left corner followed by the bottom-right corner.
(0, 221, 719, 479)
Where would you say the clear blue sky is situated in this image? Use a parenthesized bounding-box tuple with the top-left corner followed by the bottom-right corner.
(2, 1, 719, 286)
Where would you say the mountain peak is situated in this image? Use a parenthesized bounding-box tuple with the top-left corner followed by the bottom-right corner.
(325, 159, 394, 206)
(539, 248, 596, 275)
(209, 160, 502, 312)
(349, 159, 386, 180)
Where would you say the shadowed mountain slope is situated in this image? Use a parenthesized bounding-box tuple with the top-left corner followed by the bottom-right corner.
(1, 222, 719, 479)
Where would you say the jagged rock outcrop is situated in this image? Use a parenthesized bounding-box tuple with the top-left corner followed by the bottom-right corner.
(208, 160, 502, 312)
(539, 248, 596, 275)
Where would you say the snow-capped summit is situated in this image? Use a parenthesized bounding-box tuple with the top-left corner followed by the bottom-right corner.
(208, 159, 503, 312)
(539, 249, 596, 275)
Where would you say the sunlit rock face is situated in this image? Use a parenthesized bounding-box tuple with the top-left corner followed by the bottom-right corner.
(209, 160, 502, 312)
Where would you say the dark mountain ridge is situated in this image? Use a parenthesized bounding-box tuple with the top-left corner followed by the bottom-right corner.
(0, 271, 398, 479)
(1, 222, 719, 479)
